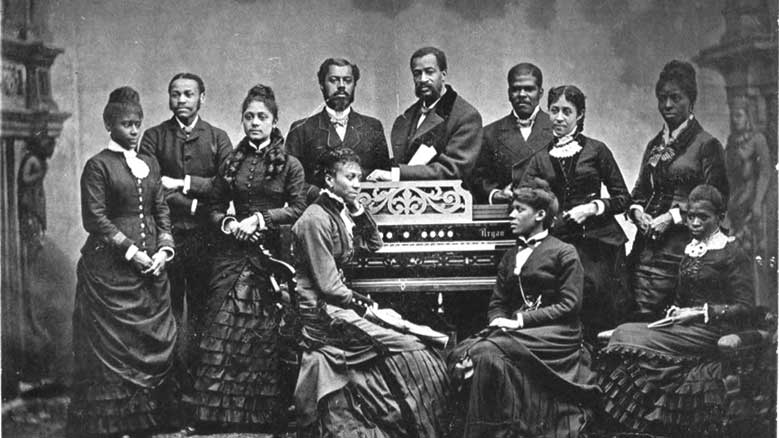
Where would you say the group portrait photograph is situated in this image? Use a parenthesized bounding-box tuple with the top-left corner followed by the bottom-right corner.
(1, 0, 777, 437)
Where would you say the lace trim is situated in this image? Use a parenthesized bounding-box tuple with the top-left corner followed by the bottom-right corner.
(684, 231, 733, 258)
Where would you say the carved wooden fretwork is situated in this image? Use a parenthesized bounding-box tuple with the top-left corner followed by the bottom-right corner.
(356, 180, 473, 225)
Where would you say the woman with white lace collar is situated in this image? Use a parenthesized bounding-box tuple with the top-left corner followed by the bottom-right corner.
(521, 85, 631, 344)
(68, 87, 178, 438)
(627, 60, 729, 320)
(599, 184, 754, 435)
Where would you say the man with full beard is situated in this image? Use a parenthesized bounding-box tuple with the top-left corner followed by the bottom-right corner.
(287, 57, 391, 197)
(138, 72, 232, 397)
(367, 46, 482, 184)
(471, 63, 553, 204)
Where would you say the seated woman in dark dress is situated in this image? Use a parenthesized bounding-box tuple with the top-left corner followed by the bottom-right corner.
(185, 85, 306, 434)
(291, 147, 450, 438)
(68, 87, 179, 438)
(448, 179, 600, 438)
(598, 184, 754, 436)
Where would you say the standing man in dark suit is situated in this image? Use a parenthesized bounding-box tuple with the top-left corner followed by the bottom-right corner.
(287, 58, 391, 198)
(472, 63, 553, 204)
(367, 46, 483, 184)
(138, 72, 232, 383)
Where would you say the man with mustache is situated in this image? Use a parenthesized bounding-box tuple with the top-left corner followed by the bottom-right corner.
(367, 46, 482, 184)
(287, 57, 391, 198)
(472, 63, 553, 204)
(138, 72, 232, 392)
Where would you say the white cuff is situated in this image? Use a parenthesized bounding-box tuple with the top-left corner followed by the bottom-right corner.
(125, 244, 140, 261)
(592, 200, 606, 216)
(516, 312, 524, 329)
(628, 204, 644, 221)
(159, 246, 175, 261)
(391, 167, 400, 182)
(254, 212, 266, 230)
(221, 216, 237, 234)
(669, 208, 683, 224)
(183, 175, 191, 195)
(190, 198, 198, 215)
(488, 189, 501, 205)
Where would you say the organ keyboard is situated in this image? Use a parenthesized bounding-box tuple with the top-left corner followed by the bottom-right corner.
(344, 180, 513, 294)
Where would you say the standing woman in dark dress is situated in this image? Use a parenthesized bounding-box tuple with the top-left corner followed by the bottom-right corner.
(628, 60, 729, 318)
(522, 85, 631, 343)
(599, 185, 754, 435)
(185, 85, 306, 433)
(68, 87, 179, 438)
(448, 179, 600, 438)
(291, 147, 450, 438)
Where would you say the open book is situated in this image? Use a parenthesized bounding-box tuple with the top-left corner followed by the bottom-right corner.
(365, 307, 449, 349)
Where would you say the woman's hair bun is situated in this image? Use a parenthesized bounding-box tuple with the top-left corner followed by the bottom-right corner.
(247, 84, 275, 101)
(108, 86, 140, 105)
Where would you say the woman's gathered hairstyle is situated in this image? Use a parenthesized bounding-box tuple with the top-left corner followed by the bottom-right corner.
(655, 60, 697, 106)
(103, 86, 143, 126)
(512, 177, 559, 229)
(314, 147, 362, 189)
(547, 85, 586, 133)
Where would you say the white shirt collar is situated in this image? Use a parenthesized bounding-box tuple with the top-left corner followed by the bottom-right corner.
(247, 137, 271, 152)
(107, 139, 135, 154)
(518, 229, 549, 245)
(322, 188, 347, 207)
(512, 105, 540, 123)
(175, 115, 199, 132)
(325, 105, 351, 121)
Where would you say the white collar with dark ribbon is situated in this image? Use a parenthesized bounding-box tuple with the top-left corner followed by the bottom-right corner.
(107, 140, 149, 179)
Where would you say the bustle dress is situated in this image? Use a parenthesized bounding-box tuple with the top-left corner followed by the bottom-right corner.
(447, 233, 601, 438)
(291, 192, 451, 438)
(599, 233, 754, 435)
(67, 143, 179, 437)
(186, 133, 306, 431)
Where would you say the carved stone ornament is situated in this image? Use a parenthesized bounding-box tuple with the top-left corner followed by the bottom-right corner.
(357, 180, 473, 225)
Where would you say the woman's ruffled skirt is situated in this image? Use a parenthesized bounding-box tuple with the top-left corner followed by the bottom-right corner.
(187, 259, 291, 431)
(598, 322, 728, 435)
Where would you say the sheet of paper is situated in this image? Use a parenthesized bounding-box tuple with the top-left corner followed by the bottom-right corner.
(407, 143, 437, 165)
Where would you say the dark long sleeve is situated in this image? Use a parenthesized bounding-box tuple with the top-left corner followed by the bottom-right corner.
(80, 158, 134, 254)
(262, 157, 306, 227)
(295, 211, 353, 306)
(151, 161, 174, 251)
(487, 249, 515, 322)
(629, 145, 654, 209)
(187, 130, 233, 196)
(595, 143, 631, 215)
(699, 138, 729, 203)
(709, 246, 754, 323)
(352, 210, 383, 254)
(521, 244, 583, 328)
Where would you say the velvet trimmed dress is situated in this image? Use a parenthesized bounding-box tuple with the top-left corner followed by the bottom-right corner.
(186, 134, 306, 431)
(599, 234, 754, 435)
(67, 143, 179, 437)
(291, 192, 451, 438)
(447, 233, 601, 438)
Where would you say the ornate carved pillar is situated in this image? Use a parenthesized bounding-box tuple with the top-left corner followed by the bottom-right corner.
(695, 0, 778, 308)
(1, 0, 70, 398)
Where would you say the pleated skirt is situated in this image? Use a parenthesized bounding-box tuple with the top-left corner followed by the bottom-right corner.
(296, 306, 451, 438)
